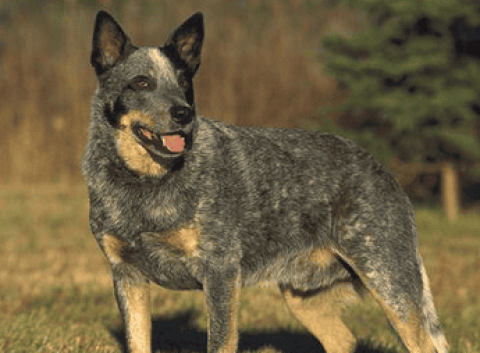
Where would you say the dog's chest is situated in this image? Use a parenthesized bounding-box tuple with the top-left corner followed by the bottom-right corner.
(101, 226, 204, 290)
(89, 183, 206, 289)
(137, 229, 204, 290)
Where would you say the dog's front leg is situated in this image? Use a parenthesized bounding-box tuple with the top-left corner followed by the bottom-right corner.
(204, 266, 241, 353)
(112, 267, 151, 353)
(99, 234, 152, 353)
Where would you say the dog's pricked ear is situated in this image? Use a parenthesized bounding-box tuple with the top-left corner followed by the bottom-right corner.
(164, 12, 204, 76)
(91, 10, 137, 76)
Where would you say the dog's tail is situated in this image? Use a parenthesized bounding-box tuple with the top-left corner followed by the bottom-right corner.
(419, 255, 449, 353)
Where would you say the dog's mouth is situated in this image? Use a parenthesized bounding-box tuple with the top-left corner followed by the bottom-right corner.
(132, 124, 186, 156)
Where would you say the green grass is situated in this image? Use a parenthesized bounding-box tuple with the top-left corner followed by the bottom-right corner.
(0, 184, 479, 352)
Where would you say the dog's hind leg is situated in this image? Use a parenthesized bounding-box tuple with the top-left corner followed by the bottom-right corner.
(333, 237, 448, 353)
(279, 282, 360, 353)
(364, 269, 447, 353)
(417, 258, 449, 353)
(328, 170, 448, 353)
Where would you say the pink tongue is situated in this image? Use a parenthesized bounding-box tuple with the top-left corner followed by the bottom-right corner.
(163, 135, 184, 153)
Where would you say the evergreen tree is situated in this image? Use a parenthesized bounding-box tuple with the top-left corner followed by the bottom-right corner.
(322, 0, 480, 179)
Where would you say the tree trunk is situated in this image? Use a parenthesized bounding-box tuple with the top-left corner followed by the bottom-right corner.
(441, 162, 459, 222)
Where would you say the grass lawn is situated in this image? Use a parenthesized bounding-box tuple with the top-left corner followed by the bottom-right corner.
(0, 184, 478, 352)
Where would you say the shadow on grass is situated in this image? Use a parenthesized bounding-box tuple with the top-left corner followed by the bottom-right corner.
(109, 309, 393, 353)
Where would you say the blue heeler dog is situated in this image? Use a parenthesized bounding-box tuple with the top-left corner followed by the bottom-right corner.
(82, 10, 449, 353)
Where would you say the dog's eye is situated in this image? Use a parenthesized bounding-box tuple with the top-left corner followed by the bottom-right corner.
(130, 76, 156, 91)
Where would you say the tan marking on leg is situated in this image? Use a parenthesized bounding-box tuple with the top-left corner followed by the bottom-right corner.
(102, 233, 127, 265)
(419, 261, 449, 353)
(124, 282, 152, 353)
(281, 283, 359, 353)
(308, 248, 336, 267)
(105, 234, 151, 352)
(115, 111, 166, 177)
(370, 289, 436, 353)
(164, 225, 200, 257)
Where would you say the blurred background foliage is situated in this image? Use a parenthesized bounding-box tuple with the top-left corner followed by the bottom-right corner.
(318, 0, 480, 214)
(1, 0, 480, 210)
(319, 0, 480, 208)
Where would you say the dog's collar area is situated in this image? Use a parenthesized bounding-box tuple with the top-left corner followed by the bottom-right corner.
(132, 124, 186, 156)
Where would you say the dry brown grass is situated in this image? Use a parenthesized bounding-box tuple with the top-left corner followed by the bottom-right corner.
(0, 184, 478, 352)
(0, 0, 371, 183)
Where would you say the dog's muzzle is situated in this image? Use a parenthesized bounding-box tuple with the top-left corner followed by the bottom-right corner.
(132, 124, 190, 157)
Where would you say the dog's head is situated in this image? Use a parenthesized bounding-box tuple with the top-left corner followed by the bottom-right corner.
(90, 10, 203, 176)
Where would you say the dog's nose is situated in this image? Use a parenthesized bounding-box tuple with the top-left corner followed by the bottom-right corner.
(170, 106, 194, 126)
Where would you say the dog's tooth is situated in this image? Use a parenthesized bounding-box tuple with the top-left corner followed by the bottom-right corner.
(143, 129, 152, 139)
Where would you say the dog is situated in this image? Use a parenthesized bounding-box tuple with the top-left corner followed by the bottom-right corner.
(82, 10, 449, 353)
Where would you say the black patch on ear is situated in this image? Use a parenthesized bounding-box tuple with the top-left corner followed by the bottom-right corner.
(162, 12, 204, 106)
(162, 46, 196, 105)
(164, 12, 204, 75)
(91, 10, 138, 76)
